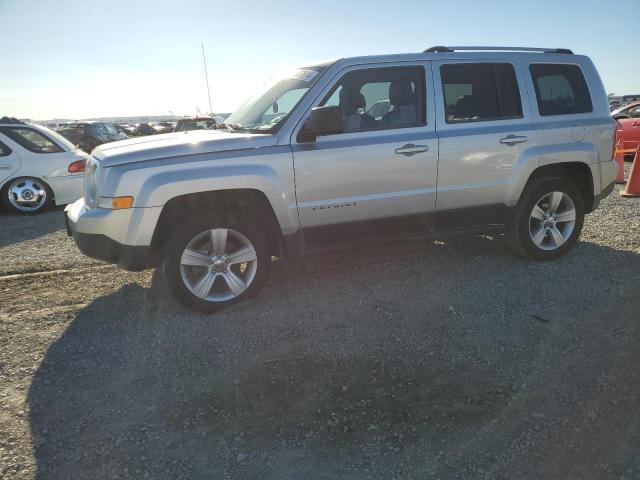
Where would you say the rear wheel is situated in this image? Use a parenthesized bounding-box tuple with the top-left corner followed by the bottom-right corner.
(506, 177, 584, 260)
(2, 177, 52, 214)
(163, 216, 271, 313)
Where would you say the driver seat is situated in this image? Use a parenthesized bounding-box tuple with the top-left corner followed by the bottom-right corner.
(339, 87, 366, 131)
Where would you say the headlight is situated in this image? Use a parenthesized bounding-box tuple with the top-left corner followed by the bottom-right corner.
(84, 158, 98, 208)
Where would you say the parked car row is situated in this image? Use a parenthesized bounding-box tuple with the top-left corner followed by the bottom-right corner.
(57, 122, 128, 153)
(0, 114, 222, 214)
(51, 117, 219, 153)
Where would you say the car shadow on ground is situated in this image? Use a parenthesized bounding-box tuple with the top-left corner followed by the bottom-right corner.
(27, 238, 640, 479)
(0, 206, 66, 249)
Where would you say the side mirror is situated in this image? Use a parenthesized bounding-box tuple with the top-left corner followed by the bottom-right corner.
(298, 106, 343, 143)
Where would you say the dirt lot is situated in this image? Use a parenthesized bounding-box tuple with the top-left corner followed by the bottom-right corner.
(1, 178, 639, 479)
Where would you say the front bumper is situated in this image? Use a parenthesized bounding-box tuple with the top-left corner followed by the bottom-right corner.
(65, 198, 158, 271)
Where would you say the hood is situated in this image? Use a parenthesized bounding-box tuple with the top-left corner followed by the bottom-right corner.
(93, 129, 276, 167)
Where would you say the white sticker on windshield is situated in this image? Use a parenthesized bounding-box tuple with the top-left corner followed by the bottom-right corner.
(292, 69, 318, 82)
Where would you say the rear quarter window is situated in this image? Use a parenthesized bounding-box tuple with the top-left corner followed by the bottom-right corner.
(529, 63, 593, 116)
(0, 139, 12, 156)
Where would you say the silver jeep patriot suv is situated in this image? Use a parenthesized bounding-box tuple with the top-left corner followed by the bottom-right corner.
(66, 46, 617, 312)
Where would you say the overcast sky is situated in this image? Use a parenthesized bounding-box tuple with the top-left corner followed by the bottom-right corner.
(1, 0, 638, 120)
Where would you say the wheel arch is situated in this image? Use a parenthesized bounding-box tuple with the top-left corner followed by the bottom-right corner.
(149, 188, 285, 262)
(521, 162, 595, 213)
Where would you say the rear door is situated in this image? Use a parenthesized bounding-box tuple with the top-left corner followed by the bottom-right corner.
(0, 137, 21, 185)
(432, 60, 538, 229)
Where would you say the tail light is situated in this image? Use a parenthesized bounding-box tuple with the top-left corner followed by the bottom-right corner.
(68, 158, 87, 173)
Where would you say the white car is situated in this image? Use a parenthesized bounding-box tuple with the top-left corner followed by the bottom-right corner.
(0, 118, 88, 214)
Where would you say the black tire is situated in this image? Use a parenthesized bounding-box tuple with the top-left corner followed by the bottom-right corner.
(163, 213, 271, 313)
(505, 176, 585, 261)
(1, 177, 53, 215)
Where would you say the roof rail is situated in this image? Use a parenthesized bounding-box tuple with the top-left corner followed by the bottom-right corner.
(424, 46, 573, 54)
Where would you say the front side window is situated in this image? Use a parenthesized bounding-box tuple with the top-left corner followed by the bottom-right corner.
(530, 63, 592, 116)
(441, 63, 523, 123)
(225, 66, 327, 133)
(0, 127, 63, 153)
(319, 66, 426, 133)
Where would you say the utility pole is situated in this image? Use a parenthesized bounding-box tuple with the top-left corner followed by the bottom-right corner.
(201, 42, 213, 116)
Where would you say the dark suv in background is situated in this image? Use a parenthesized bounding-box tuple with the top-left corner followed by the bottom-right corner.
(173, 116, 216, 132)
(58, 121, 127, 153)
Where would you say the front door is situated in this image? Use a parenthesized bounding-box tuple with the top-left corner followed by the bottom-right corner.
(432, 60, 538, 229)
(291, 63, 438, 246)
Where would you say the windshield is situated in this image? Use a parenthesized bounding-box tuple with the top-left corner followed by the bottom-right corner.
(225, 66, 326, 133)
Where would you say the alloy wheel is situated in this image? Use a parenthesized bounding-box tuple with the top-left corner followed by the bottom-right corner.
(7, 178, 48, 213)
(528, 191, 576, 251)
(179, 228, 258, 302)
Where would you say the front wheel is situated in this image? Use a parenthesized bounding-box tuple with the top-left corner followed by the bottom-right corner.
(163, 217, 271, 313)
(506, 177, 585, 260)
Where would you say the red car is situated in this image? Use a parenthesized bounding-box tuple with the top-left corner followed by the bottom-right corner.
(613, 101, 640, 159)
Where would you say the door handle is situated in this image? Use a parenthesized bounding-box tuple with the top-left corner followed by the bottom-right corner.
(0, 165, 12, 170)
(395, 144, 429, 156)
(499, 134, 528, 146)
(632, 122, 640, 127)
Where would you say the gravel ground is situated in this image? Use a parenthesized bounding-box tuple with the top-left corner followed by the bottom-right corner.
(1, 173, 639, 479)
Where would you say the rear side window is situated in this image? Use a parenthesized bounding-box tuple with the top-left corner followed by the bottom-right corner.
(0, 127, 63, 153)
(441, 63, 523, 123)
(529, 64, 592, 116)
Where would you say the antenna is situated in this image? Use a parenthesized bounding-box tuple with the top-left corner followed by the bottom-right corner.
(201, 42, 213, 116)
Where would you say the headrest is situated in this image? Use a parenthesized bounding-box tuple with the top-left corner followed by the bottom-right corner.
(339, 88, 366, 114)
(389, 81, 414, 106)
(452, 95, 478, 118)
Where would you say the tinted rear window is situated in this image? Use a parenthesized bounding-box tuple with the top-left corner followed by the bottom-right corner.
(441, 63, 523, 123)
(529, 64, 592, 116)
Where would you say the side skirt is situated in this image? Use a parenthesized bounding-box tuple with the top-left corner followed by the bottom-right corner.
(282, 204, 511, 259)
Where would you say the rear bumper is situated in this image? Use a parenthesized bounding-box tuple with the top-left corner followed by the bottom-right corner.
(590, 159, 617, 210)
(595, 179, 615, 204)
(65, 198, 156, 271)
